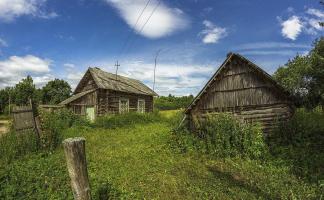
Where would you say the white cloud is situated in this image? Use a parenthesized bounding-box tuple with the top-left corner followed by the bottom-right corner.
(306, 8, 324, 18)
(0, 0, 57, 22)
(63, 63, 84, 89)
(280, 16, 303, 40)
(278, 8, 324, 40)
(96, 59, 216, 96)
(0, 55, 52, 88)
(200, 20, 227, 44)
(104, 0, 189, 39)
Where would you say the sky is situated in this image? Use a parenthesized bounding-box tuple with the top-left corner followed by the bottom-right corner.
(0, 0, 323, 96)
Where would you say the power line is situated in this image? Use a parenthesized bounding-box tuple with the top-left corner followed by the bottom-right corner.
(118, 0, 152, 59)
(124, 0, 161, 54)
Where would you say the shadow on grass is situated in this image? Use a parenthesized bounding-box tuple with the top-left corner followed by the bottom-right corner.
(207, 166, 277, 200)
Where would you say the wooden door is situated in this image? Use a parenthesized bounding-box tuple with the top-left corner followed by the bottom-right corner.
(86, 106, 95, 122)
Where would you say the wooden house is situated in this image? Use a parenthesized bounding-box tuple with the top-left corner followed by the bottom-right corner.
(59, 67, 157, 121)
(184, 53, 294, 134)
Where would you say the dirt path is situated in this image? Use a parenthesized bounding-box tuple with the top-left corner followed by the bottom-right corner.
(0, 120, 10, 136)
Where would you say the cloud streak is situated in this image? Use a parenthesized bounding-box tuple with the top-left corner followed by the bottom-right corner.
(104, 0, 189, 39)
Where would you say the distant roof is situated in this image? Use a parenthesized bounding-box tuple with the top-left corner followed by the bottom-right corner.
(185, 53, 291, 114)
(74, 67, 158, 96)
(59, 89, 96, 105)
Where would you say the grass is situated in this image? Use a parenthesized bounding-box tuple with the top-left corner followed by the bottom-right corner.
(0, 110, 322, 199)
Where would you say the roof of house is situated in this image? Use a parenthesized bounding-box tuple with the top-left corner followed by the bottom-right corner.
(74, 67, 158, 96)
(185, 52, 291, 114)
(59, 89, 96, 105)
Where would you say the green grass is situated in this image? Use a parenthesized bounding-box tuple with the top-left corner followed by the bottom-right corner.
(0, 111, 322, 199)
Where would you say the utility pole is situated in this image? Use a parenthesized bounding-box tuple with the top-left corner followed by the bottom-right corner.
(153, 49, 162, 92)
(115, 61, 120, 81)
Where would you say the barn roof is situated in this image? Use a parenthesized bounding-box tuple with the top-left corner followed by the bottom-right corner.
(74, 67, 158, 96)
(185, 53, 290, 114)
(59, 89, 96, 105)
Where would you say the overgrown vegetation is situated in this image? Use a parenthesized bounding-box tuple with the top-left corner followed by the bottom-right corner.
(94, 111, 162, 129)
(154, 94, 194, 110)
(268, 108, 324, 183)
(172, 114, 267, 159)
(0, 110, 322, 199)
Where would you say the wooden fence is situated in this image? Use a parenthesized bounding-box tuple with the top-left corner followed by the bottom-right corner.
(12, 105, 35, 132)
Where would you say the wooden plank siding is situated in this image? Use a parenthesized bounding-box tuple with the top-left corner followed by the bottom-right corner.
(186, 53, 294, 134)
(67, 89, 153, 117)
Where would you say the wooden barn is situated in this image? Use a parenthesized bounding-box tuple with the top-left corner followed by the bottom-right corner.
(185, 53, 294, 134)
(59, 67, 158, 121)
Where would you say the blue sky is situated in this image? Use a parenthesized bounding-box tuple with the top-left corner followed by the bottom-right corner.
(0, 0, 323, 96)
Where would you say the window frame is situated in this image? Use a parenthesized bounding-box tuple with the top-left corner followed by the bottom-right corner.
(137, 99, 145, 113)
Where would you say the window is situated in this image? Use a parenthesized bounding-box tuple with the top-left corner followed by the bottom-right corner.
(74, 105, 82, 115)
(138, 99, 145, 113)
(119, 98, 129, 113)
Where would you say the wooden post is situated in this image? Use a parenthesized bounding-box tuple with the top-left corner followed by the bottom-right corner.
(63, 137, 91, 200)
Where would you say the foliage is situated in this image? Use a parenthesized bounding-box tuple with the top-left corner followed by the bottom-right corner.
(93, 111, 162, 129)
(0, 115, 321, 199)
(273, 37, 324, 108)
(39, 109, 90, 150)
(0, 130, 38, 165)
(41, 79, 72, 105)
(174, 114, 268, 159)
(154, 94, 194, 110)
(13, 75, 39, 105)
(268, 108, 324, 183)
(0, 76, 73, 114)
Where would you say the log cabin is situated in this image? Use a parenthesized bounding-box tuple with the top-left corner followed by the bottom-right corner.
(59, 67, 158, 121)
(184, 53, 294, 134)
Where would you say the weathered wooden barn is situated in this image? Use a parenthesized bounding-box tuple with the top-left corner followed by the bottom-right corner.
(185, 53, 294, 134)
(59, 67, 157, 121)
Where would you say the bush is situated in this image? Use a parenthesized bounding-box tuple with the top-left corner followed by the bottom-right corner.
(172, 113, 268, 159)
(39, 109, 90, 150)
(269, 107, 324, 182)
(94, 111, 162, 129)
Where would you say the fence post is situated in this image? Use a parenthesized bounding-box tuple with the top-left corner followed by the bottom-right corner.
(63, 137, 91, 200)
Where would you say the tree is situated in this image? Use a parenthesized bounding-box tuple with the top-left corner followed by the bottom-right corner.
(273, 37, 324, 108)
(41, 79, 71, 104)
(0, 87, 14, 113)
(14, 75, 37, 105)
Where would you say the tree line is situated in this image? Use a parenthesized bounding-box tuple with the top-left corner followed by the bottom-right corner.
(0, 76, 71, 114)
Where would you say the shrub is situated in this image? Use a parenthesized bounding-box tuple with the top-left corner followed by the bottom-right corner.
(39, 109, 89, 150)
(172, 113, 268, 159)
(94, 111, 162, 129)
(269, 107, 324, 182)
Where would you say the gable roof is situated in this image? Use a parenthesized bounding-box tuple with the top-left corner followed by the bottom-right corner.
(74, 67, 158, 96)
(59, 89, 96, 105)
(185, 52, 291, 114)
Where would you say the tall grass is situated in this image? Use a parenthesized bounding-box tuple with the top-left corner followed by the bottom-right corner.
(0, 130, 38, 164)
(268, 107, 324, 182)
(94, 111, 162, 129)
(171, 113, 267, 159)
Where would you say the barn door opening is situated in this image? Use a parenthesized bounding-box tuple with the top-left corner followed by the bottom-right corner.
(86, 106, 95, 122)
